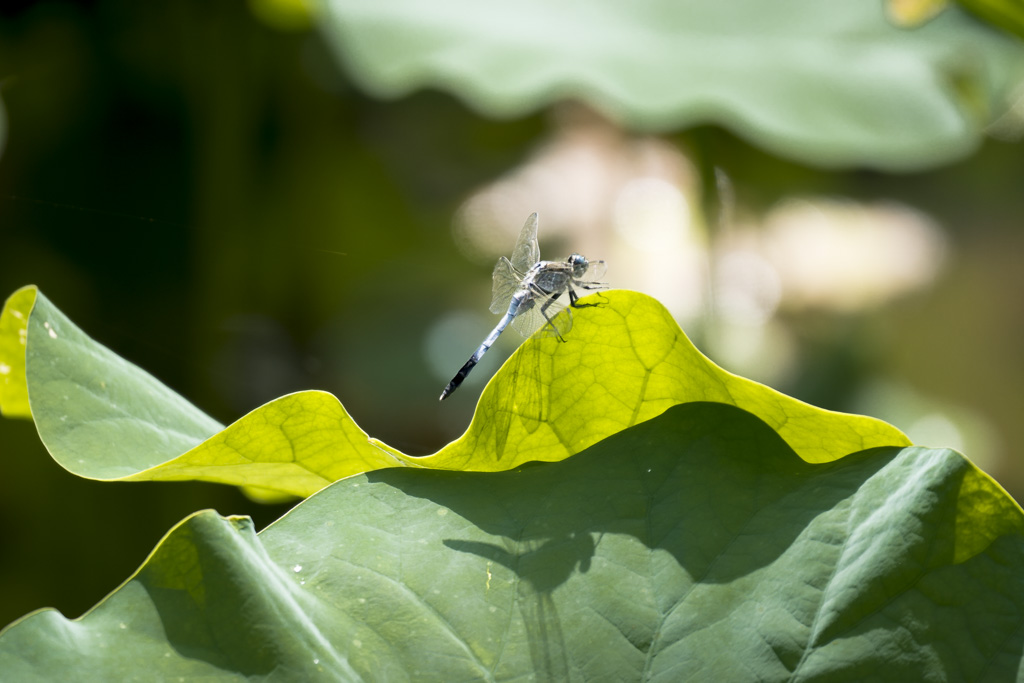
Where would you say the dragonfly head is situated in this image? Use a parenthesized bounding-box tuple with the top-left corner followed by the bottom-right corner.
(568, 253, 589, 278)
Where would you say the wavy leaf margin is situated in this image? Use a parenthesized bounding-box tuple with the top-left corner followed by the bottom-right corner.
(1, 285, 911, 497)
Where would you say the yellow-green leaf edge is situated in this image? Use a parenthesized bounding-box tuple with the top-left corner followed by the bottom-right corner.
(0, 287, 32, 418)
(2, 284, 919, 498)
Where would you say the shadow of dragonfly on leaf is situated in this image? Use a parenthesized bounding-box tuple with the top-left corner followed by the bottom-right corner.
(445, 532, 596, 682)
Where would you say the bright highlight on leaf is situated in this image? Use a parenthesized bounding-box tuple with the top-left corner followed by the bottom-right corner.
(0, 285, 912, 498)
(1, 403, 1022, 679)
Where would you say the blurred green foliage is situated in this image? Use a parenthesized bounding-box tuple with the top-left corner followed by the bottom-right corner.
(1, 0, 1023, 636)
(317, 0, 1024, 169)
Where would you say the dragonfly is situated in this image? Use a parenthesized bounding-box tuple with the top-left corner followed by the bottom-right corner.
(440, 213, 608, 401)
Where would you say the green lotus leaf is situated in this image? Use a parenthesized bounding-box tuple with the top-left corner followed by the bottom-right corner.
(1, 403, 1021, 679)
(313, 0, 1024, 170)
(0, 286, 32, 418)
(0, 285, 910, 497)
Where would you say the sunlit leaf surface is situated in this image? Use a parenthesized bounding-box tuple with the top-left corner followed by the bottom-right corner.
(314, 0, 1024, 169)
(0, 286, 910, 497)
(0, 286, 31, 418)
(1, 403, 1021, 679)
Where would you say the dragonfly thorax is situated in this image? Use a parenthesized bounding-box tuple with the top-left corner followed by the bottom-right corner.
(522, 260, 572, 296)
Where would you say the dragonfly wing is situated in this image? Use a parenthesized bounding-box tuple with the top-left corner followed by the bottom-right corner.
(511, 293, 572, 338)
(490, 257, 522, 314)
(509, 305, 545, 338)
(507, 305, 548, 339)
(584, 259, 608, 282)
(510, 213, 541, 274)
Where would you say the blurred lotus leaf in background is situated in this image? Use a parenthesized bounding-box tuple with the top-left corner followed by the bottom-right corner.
(313, 0, 1024, 169)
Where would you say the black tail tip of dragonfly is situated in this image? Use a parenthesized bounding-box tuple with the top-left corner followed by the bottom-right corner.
(439, 374, 463, 399)
(440, 362, 472, 400)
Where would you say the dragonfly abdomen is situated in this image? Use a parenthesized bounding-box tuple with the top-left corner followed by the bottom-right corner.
(438, 302, 520, 401)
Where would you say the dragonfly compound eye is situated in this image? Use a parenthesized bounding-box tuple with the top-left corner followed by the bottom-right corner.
(568, 253, 588, 277)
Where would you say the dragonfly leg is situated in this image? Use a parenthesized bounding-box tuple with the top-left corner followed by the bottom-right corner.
(539, 296, 568, 342)
(568, 286, 602, 309)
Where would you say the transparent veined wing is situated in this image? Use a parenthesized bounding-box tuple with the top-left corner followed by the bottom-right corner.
(490, 256, 523, 314)
(583, 259, 608, 282)
(510, 288, 573, 339)
(510, 213, 541, 274)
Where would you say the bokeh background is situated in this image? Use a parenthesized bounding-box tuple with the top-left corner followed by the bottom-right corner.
(2, 0, 1023, 629)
